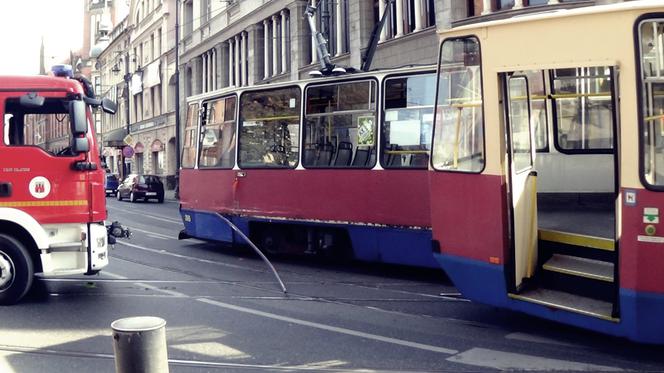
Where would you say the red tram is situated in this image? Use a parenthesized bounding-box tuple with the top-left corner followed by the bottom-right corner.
(430, 0, 664, 343)
(179, 66, 439, 267)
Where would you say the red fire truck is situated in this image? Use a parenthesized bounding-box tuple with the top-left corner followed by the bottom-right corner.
(0, 66, 118, 304)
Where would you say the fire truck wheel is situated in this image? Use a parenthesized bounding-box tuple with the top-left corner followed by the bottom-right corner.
(0, 234, 34, 305)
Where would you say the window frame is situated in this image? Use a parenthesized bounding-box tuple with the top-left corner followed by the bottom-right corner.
(636, 14, 664, 191)
(197, 94, 238, 170)
(237, 85, 302, 169)
(302, 78, 378, 169)
(2, 95, 82, 158)
(549, 67, 616, 155)
(431, 35, 486, 174)
(380, 70, 437, 170)
(181, 101, 201, 169)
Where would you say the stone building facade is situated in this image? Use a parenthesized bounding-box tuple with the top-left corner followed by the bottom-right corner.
(96, 0, 179, 188)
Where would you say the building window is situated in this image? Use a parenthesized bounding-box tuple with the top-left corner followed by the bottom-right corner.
(184, 0, 193, 36)
(374, 0, 435, 43)
(201, 0, 211, 24)
(263, 11, 291, 79)
(157, 28, 162, 56)
(228, 32, 249, 87)
(136, 153, 144, 174)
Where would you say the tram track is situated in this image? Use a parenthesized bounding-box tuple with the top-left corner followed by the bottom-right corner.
(113, 237, 456, 300)
(107, 244, 461, 307)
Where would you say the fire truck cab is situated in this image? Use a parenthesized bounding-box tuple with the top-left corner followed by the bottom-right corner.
(0, 66, 116, 304)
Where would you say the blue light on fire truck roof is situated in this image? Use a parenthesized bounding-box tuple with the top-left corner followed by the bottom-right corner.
(51, 64, 73, 78)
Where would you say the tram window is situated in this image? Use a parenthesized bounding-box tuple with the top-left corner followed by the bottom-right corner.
(199, 96, 236, 169)
(432, 37, 484, 173)
(382, 73, 435, 169)
(639, 20, 664, 187)
(238, 86, 300, 168)
(303, 80, 377, 168)
(181, 103, 199, 168)
(551, 66, 614, 153)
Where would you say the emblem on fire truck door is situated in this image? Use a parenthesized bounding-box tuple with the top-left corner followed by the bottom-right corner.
(29, 176, 51, 199)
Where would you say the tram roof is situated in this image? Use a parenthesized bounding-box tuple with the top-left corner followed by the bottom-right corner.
(441, 0, 664, 35)
(185, 64, 437, 103)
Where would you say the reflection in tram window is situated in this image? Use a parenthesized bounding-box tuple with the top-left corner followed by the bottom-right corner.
(382, 74, 436, 168)
(199, 96, 236, 168)
(238, 86, 300, 168)
(303, 80, 377, 168)
(181, 103, 199, 168)
(552, 66, 614, 152)
(522, 70, 548, 151)
(432, 37, 484, 172)
(639, 20, 664, 186)
(507, 77, 533, 173)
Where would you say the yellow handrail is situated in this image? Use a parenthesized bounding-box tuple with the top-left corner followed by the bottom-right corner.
(243, 115, 300, 122)
(385, 150, 428, 155)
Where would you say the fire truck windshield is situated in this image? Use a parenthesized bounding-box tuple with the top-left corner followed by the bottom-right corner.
(3, 96, 88, 157)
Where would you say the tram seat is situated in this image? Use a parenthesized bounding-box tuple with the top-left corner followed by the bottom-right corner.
(352, 147, 369, 167)
(315, 143, 334, 166)
(368, 146, 376, 166)
(387, 144, 402, 167)
(410, 153, 429, 167)
(334, 142, 353, 166)
(304, 146, 316, 166)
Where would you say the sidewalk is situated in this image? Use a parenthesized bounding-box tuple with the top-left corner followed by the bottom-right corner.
(164, 189, 178, 202)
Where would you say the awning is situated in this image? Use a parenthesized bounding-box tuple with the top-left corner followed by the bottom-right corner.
(103, 128, 128, 147)
(143, 61, 161, 88)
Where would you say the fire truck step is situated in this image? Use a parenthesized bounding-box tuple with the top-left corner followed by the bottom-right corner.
(47, 242, 83, 252)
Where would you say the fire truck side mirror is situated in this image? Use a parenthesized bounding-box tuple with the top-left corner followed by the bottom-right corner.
(101, 98, 117, 114)
(69, 100, 88, 135)
(72, 137, 90, 154)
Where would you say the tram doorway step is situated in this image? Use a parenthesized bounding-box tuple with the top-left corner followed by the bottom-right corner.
(533, 229, 617, 304)
(508, 288, 618, 322)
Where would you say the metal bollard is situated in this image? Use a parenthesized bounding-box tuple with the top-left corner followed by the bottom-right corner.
(111, 316, 169, 373)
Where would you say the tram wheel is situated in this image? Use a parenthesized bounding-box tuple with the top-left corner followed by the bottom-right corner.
(0, 234, 34, 305)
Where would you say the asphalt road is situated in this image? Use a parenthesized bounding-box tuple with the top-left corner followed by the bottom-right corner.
(0, 197, 663, 372)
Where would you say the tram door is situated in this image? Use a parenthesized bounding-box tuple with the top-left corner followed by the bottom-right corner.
(504, 75, 538, 291)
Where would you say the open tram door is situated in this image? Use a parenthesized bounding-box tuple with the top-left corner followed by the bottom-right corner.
(502, 74, 538, 292)
(504, 66, 620, 321)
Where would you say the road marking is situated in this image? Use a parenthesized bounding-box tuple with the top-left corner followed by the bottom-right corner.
(446, 348, 623, 371)
(104, 271, 457, 355)
(104, 271, 186, 298)
(147, 234, 170, 240)
(128, 227, 174, 239)
(197, 298, 458, 355)
(506, 332, 584, 348)
(107, 205, 182, 224)
(116, 241, 265, 272)
(0, 344, 423, 372)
